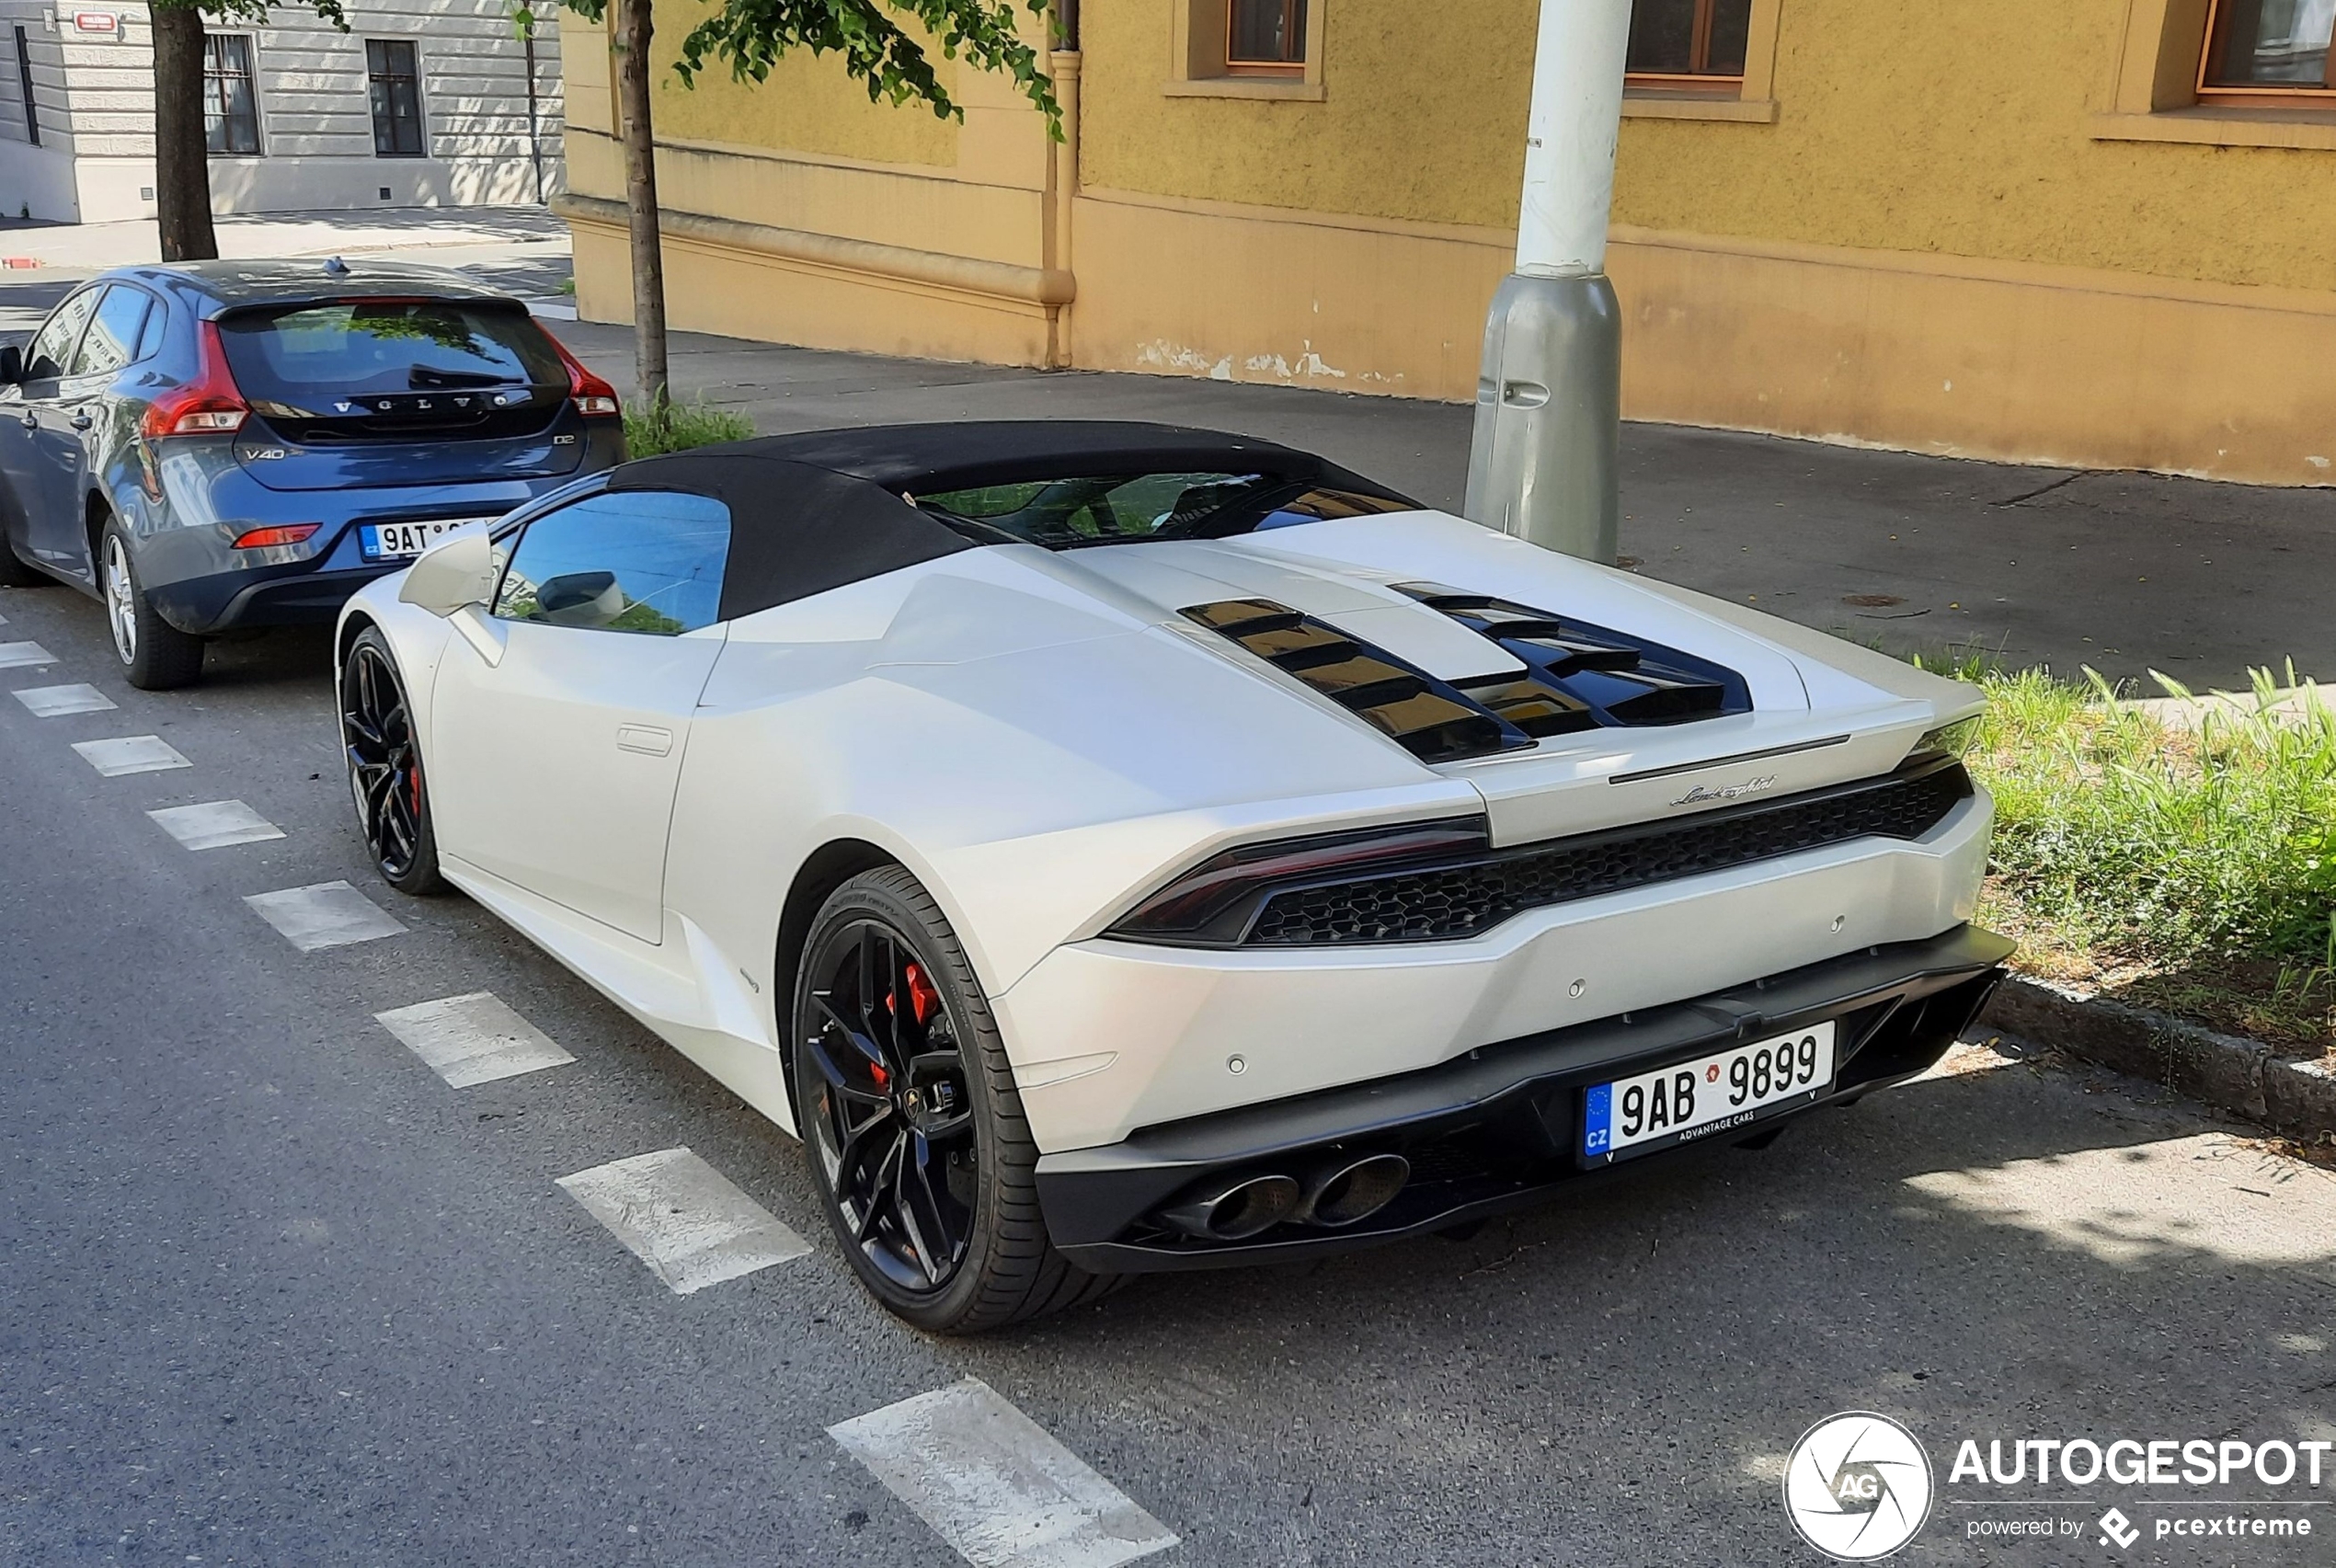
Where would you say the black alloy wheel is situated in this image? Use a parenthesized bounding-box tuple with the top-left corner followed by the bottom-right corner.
(340, 627, 443, 895)
(806, 914, 979, 1293)
(795, 867, 1122, 1333)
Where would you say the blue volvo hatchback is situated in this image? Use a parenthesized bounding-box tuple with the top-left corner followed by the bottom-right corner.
(0, 259, 626, 687)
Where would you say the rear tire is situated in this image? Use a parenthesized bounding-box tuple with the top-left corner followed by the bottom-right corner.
(0, 533, 42, 588)
(339, 626, 444, 896)
(0, 486, 44, 588)
(794, 866, 1124, 1333)
(100, 522, 204, 690)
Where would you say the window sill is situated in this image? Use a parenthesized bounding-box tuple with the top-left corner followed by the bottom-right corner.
(1621, 93, 1778, 124)
(1161, 75, 1326, 102)
(2089, 106, 2336, 151)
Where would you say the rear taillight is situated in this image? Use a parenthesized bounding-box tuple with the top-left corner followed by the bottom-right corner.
(142, 321, 248, 441)
(1107, 818, 1493, 947)
(543, 326, 621, 417)
(230, 523, 320, 550)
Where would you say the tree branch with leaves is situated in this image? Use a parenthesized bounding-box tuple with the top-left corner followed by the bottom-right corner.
(555, 0, 1062, 432)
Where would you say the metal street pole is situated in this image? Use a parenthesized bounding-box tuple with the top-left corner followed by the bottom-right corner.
(1462, 0, 1632, 563)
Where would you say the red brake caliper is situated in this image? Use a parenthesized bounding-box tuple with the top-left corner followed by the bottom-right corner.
(902, 963, 941, 1026)
(875, 963, 938, 1089)
(885, 962, 941, 1027)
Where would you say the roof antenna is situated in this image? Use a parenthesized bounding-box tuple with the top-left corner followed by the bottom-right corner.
(322, 256, 350, 278)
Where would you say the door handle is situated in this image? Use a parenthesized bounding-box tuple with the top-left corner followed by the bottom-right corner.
(69, 410, 92, 431)
(616, 724, 674, 757)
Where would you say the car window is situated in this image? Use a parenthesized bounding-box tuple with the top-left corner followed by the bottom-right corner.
(492, 490, 730, 636)
(25, 287, 101, 381)
(71, 285, 153, 378)
(216, 299, 567, 404)
(913, 471, 1414, 549)
(134, 299, 169, 362)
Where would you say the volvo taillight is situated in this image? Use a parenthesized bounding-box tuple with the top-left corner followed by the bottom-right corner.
(142, 321, 248, 441)
(543, 326, 621, 417)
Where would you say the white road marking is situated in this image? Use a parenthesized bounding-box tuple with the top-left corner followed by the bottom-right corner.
(555, 1147, 809, 1294)
(374, 992, 575, 1087)
(147, 799, 285, 851)
(244, 881, 407, 951)
(0, 640, 57, 670)
(72, 735, 191, 775)
(12, 683, 116, 716)
(830, 1379, 1178, 1568)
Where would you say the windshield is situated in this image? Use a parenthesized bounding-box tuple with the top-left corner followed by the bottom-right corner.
(912, 470, 1412, 549)
(217, 299, 566, 411)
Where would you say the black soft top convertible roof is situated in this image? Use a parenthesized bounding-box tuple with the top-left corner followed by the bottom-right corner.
(605, 420, 1412, 623)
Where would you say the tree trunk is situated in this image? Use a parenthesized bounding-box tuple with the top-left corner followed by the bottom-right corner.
(151, 5, 217, 262)
(614, 0, 668, 416)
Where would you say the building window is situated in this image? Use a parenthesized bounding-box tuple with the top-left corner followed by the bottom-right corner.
(367, 39, 425, 156)
(1626, 0, 1754, 85)
(14, 26, 38, 147)
(203, 34, 259, 155)
(2201, 0, 2336, 97)
(1226, 0, 1307, 74)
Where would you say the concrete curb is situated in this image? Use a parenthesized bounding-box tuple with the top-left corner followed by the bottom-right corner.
(1981, 975, 2336, 1140)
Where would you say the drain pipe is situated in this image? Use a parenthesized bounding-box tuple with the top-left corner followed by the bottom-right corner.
(1460, 0, 1632, 563)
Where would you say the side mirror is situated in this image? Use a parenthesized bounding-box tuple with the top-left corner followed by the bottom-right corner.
(398, 529, 499, 617)
(0, 345, 20, 384)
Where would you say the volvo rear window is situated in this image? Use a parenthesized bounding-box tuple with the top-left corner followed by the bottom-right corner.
(911, 472, 1412, 549)
(217, 299, 566, 411)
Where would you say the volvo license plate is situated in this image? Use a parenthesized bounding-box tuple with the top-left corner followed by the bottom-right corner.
(361, 517, 496, 561)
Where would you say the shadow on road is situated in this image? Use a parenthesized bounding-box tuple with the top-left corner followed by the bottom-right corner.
(960, 1056, 2336, 1562)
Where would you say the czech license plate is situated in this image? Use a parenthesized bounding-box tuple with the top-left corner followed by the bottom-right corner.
(361, 517, 496, 562)
(1581, 1020, 1837, 1164)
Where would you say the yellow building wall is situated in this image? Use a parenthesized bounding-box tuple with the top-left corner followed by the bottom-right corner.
(1078, 0, 1532, 230)
(1616, 0, 2336, 294)
(639, 0, 960, 166)
(557, 3, 1063, 364)
(1080, 0, 2336, 298)
(561, 0, 2336, 485)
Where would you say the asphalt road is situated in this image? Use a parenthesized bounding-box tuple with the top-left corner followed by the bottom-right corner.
(555, 320, 2336, 692)
(5, 255, 2336, 1563)
(5, 573, 2335, 1567)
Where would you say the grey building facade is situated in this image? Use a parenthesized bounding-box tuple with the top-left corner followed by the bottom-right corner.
(0, 0, 564, 223)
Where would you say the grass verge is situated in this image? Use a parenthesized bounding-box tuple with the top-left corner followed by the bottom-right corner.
(623, 397, 754, 457)
(1946, 661, 2336, 1053)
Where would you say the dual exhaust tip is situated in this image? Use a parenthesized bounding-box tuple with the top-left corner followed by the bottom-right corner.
(1160, 1152, 1411, 1242)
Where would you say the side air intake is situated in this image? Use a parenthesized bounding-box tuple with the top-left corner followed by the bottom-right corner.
(1184, 599, 1532, 763)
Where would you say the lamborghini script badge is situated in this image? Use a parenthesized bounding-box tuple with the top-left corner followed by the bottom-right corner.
(1671, 775, 1778, 807)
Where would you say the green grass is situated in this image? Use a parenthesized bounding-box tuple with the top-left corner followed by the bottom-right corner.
(622, 397, 755, 457)
(1932, 658, 2336, 1046)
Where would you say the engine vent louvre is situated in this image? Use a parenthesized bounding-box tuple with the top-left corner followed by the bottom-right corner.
(1184, 599, 1531, 763)
(1393, 583, 1752, 727)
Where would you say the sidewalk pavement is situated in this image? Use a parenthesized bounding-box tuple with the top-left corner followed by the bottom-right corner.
(0, 205, 567, 270)
(555, 320, 2336, 693)
(0, 207, 573, 337)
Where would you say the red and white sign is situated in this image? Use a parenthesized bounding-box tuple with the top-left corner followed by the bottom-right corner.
(71, 10, 120, 34)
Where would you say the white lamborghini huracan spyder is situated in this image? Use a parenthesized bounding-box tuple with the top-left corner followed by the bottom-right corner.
(336, 422, 2010, 1333)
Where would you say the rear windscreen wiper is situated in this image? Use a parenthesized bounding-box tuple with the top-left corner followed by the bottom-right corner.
(408, 367, 515, 391)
